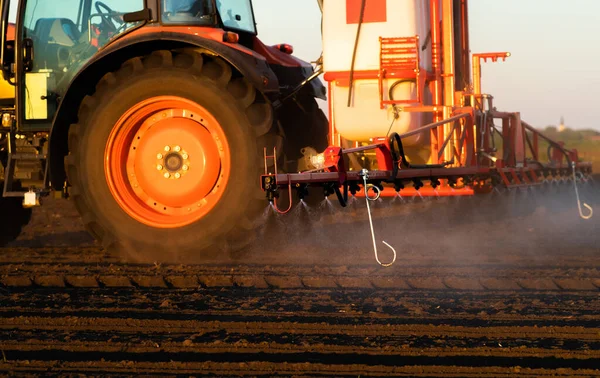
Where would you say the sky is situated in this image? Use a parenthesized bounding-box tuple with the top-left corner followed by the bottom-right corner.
(9, 0, 599, 130)
(253, 0, 600, 131)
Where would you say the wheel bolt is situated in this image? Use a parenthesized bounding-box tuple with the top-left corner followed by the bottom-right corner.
(157, 153, 163, 159)
(175, 172, 181, 179)
(163, 172, 170, 179)
(157, 164, 163, 171)
(182, 153, 189, 160)
(164, 146, 171, 152)
(174, 145, 181, 152)
(182, 165, 189, 171)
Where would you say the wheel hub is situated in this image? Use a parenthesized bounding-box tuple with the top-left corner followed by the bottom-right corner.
(104, 96, 231, 228)
(164, 152, 183, 172)
(156, 147, 190, 179)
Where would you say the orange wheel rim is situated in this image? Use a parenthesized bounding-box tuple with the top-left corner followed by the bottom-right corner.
(105, 96, 230, 228)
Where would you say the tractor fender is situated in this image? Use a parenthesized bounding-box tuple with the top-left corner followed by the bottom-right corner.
(48, 31, 280, 190)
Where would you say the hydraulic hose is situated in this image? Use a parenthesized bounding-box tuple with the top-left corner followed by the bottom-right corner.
(388, 79, 417, 102)
(347, 0, 366, 107)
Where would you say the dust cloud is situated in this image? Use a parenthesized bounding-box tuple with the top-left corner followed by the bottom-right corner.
(12, 174, 597, 269)
(236, 176, 600, 269)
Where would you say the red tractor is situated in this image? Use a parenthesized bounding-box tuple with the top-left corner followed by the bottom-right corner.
(0, 0, 329, 257)
(0, 0, 593, 263)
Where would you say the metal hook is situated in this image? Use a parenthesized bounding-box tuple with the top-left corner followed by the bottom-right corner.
(579, 202, 593, 220)
(272, 178, 294, 215)
(571, 162, 593, 220)
(359, 169, 397, 267)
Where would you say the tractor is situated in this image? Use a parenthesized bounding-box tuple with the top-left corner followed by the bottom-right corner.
(0, 0, 329, 256)
(0, 0, 593, 263)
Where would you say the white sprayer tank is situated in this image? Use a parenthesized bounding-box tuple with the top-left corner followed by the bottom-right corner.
(322, 0, 431, 145)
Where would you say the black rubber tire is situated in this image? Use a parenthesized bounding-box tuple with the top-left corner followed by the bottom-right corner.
(0, 193, 32, 246)
(66, 49, 278, 261)
(278, 95, 329, 165)
(276, 95, 329, 207)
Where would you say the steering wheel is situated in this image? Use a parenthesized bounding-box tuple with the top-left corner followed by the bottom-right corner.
(95, 1, 124, 34)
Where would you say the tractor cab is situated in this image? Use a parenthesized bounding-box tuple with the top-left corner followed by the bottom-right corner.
(0, 0, 298, 130)
(0, 0, 145, 129)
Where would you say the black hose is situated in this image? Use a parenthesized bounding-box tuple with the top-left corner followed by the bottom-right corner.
(347, 0, 366, 107)
(385, 79, 421, 137)
(389, 131, 448, 173)
(388, 132, 410, 178)
(388, 79, 417, 102)
(334, 184, 348, 207)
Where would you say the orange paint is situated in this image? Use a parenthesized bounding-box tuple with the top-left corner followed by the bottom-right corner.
(354, 186, 474, 198)
(346, 0, 387, 24)
(6, 23, 14, 40)
(104, 96, 231, 228)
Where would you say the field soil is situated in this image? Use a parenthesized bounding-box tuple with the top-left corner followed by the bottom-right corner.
(0, 178, 599, 376)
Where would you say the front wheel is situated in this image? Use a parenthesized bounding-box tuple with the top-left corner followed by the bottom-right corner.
(66, 50, 277, 261)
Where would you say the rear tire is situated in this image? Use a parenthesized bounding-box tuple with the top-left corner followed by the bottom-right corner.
(278, 95, 329, 167)
(277, 95, 329, 206)
(66, 50, 278, 262)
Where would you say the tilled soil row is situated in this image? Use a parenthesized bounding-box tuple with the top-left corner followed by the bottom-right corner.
(3, 339, 600, 361)
(3, 288, 600, 326)
(0, 247, 111, 264)
(2, 286, 600, 375)
(3, 245, 600, 267)
(2, 263, 600, 291)
(3, 316, 600, 375)
(3, 361, 599, 377)
(3, 317, 599, 339)
(3, 316, 600, 356)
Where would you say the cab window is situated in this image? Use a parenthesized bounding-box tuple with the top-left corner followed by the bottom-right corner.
(162, 0, 215, 25)
(20, 0, 144, 121)
(216, 0, 256, 34)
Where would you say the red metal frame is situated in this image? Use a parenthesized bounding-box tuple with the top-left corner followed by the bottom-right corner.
(264, 0, 593, 206)
(378, 36, 426, 108)
(472, 52, 511, 95)
(261, 100, 592, 202)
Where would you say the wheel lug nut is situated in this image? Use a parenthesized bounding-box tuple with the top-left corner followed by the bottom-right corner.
(174, 146, 181, 152)
(163, 172, 170, 179)
(175, 172, 181, 179)
(182, 165, 189, 171)
(164, 146, 171, 152)
(182, 153, 189, 160)
(156, 164, 163, 171)
(157, 153, 163, 159)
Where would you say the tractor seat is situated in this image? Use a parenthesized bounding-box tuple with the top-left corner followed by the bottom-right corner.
(31, 18, 82, 71)
(34, 18, 81, 47)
